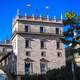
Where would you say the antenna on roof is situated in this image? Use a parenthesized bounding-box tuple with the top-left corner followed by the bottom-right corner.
(32, 14, 35, 20)
(26, 3, 31, 16)
(45, 5, 49, 18)
(54, 16, 56, 20)
(17, 9, 20, 16)
(61, 13, 63, 20)
(25, 12, 27, 16)
(25, 12, 27, 19)
(34, 7, 39, 17)
(47, 15, 49, 20)
(40, 14, 42, 20)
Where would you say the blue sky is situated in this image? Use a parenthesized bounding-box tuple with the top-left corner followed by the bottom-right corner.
(0, 0, 80, 41)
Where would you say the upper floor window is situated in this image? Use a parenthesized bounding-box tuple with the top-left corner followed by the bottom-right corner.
(56, 28, 59, 34)
(26, 51, 31, 56)
(57, 52, 62, 57)
(25, 25, 28, 32)
(40, 41, 46, 49)
(25, 40, 31, 48)
(57, 42, 60, 49)
(40, 27, 43, 33)
(14, 42, 16, 49)
(41, 52, 46, 57)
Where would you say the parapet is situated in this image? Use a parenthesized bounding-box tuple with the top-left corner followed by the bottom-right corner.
(12, 14, 63, 27)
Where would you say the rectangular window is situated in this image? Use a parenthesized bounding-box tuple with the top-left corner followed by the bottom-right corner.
(3, 48, 5, 52)
(25, 40, 31, 48)
(57, 52, 62, 57)
(56, 28, 59, 34)
(40, 63, 46, 74)
(40, 27, 43, 33)
(26, 51, 31, 56)
(25, 26, 28, 32)
(41, 41, 45, 49)
(25, 63, 30, 74)
(57, 42, 60, 49)
(41, 52, 46, 57)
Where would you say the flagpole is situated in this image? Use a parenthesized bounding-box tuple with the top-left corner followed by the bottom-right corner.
(26, 3, 31, 16)
(45, 6, 49, 19)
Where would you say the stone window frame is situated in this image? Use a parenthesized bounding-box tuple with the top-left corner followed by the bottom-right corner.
(40, 26, 44, 33)
(25, 39, 31, 48)
(26, 51, 31, 56)
(57, 52, 62, 57)
(41, 51, 46, 57)
(40, 40, 46, 49)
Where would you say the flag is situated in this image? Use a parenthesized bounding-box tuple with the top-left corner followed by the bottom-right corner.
(26, 4, 31, 7)
(45, 6, 49, 9)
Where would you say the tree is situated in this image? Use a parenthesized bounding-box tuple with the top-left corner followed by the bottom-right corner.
(46, 67, 73, 80)
(61, 11, 80, 49)
(60, 11, 80, 80)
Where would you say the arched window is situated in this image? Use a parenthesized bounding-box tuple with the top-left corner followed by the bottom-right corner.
(24, 58, 34, 75)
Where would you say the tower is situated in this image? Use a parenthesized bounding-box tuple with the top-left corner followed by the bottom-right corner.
(12, 12, 65, 79)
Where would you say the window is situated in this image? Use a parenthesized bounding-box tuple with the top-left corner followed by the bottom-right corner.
(25, 63, 30, 74)
(25, 40, 31, 48)
(41, 41, 46, 49)
(57, 52, 62, 57)
(40, 27, 43, 33)
(57, 42, 60, 49)
(26, 51, 31, 56)
(41, 52, 46, 57)
(14, 42, 16, 49)
(56, 28, 59, 34)
(25, 25, 28, 32)
(3, 47, 5, 52)
(40, 63, 47, 74)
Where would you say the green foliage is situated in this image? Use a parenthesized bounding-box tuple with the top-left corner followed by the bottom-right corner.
(46, 67, 72, 80)
(64, 11, 77, 26)
(75, 66, 80, 80)
(62, 11, 80, 48)
(21, 66, 80, 80)
(65, 11, 75, 19)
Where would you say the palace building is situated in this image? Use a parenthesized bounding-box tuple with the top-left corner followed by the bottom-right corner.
(11, 11, 66, 79)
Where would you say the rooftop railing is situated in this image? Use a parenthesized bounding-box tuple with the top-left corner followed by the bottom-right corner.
(12, 15, 63, 26)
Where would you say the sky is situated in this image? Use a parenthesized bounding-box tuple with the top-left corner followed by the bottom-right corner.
(0, 0, 80, 41)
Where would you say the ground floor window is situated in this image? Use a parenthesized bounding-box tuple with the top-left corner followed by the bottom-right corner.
(40, 63, 47, 74)
(25, 63, 30, 74)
